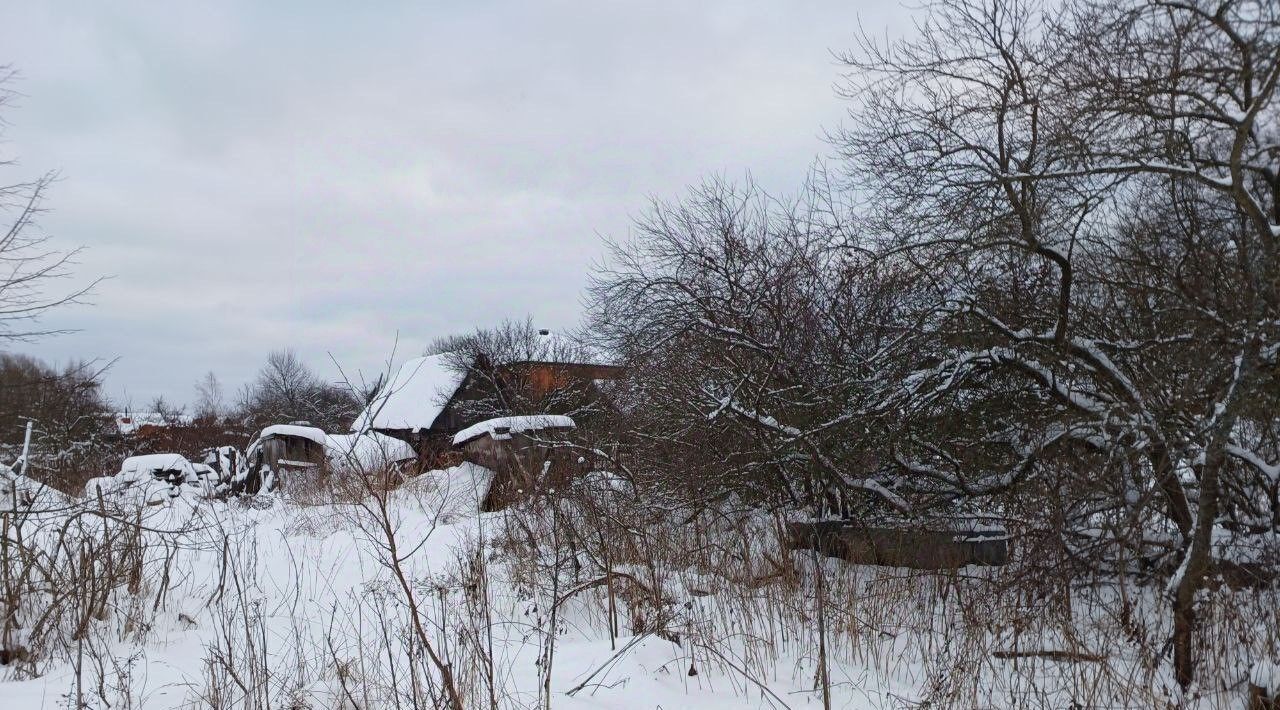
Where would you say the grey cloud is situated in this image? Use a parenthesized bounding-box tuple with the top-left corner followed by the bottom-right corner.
(0, 0, 905, 406)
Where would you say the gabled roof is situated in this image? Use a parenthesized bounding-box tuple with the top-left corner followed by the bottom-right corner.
(352, 354, 466, 433)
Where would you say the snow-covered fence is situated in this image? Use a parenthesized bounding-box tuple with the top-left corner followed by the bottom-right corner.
(2, 463, 197, 686)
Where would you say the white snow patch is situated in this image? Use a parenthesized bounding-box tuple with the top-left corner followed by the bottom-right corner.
(1252, 659, 1280, 694)
(0, 463, 70, 510)
(452, 414, 575, 445)
(117, 453, 199, 484)
(256, 424, 329, 446)
(323, 431, 416, 470)
(352, 354, 465, 433)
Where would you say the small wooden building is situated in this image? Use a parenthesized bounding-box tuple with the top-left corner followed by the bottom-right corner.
(452, 415, 584, 509)
(241, 424, 328, 493)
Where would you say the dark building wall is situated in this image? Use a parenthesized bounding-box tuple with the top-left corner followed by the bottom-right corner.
(460, 430, 594, 510)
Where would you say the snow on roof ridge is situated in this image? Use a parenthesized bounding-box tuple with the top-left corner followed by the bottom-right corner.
(452, 414, 575, 446)
(323, 431, 416, 468)
(257, 424, 328, 445)
(352, 353, 466, 433)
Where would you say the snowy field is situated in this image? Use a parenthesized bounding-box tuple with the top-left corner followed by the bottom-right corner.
(2, 462, 1277, 709)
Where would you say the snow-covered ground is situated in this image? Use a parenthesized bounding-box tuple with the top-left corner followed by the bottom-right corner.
(2, 463, 1277, 709)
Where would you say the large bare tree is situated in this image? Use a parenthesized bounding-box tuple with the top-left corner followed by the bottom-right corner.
(835, 0, 1278, 686)
(0, 67, 105, 489)
(588, 177, 915, 514)
(588, 0, 1276, 688)
(236, 349, 360, 432)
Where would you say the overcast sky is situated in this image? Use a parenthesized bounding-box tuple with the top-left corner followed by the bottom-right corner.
(0, 1, 904, 409)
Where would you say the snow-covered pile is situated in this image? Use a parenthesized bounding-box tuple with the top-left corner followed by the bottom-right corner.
(84, 453, 209, 505)
(0, 463, 70, 511)
(198, 445, 242, 487)
(323, 431, 417, 471)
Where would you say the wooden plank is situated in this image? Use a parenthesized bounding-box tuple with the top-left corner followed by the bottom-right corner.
(787, 521, 1009, 569)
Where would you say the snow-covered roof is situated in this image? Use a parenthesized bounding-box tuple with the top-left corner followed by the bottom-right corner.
(114, 412, 192, 435)
(452, 415, 575, 446)
(323, 432, 417, 470)
(245, 423, 417, 472)
(352, 354, 465, 433)
(256, 424, 328, 446)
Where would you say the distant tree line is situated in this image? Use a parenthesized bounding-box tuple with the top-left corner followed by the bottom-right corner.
(0, 348, 365, 491)
(0, 354, 117, 486)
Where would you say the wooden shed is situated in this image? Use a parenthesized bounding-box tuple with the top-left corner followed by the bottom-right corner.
(239, 424, 418, 493)
(452, 415, 584, 509)
(241, 424, 329, 493)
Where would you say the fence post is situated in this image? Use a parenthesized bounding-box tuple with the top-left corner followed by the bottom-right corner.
(16, 420, 33, 477)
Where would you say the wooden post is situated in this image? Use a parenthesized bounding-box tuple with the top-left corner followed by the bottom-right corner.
(16, 420, 32, 477)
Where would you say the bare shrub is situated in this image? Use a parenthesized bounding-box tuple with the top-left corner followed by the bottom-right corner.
(1, 476, 200, 707)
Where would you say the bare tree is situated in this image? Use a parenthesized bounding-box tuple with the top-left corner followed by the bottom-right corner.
(193, 370, 225, 421)
(0, 67, 99, 342)
(0, 67, 106, 492)
(587, 176, 914, 515)
(236, 349, 359, 432)
(834, 0, 1278, 687)
(587, 0, 1276, 689)
(0, 353, 116, 492)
